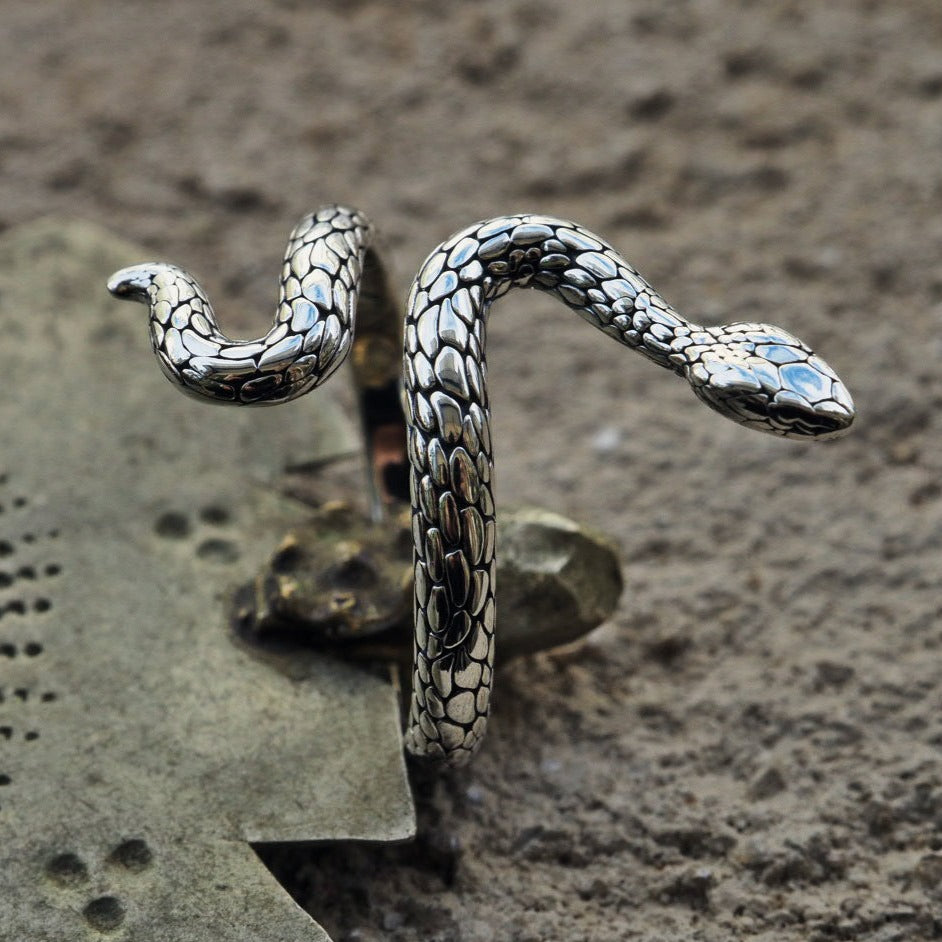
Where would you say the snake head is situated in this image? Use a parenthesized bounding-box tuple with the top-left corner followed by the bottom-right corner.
(677, 323, 855, 440)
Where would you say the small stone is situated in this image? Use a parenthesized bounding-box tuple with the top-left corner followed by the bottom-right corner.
(465, 785, 485, 805)
(657, 867, 714, 910)
(747, 766, 787, 801)
(497, 508, 623, 660)
(591, 425, 622, 454)
(887, 440, 919, 465)
(576, 876, 609, 901)
(913, 854, 942, 891)
(628, 86, 675, 121)
(815, 660, 854, 689)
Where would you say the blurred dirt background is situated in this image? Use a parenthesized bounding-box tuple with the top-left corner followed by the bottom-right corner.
(3, 1, 942, 939)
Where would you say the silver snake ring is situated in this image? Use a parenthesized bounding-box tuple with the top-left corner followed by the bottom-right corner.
(109, 205, 855, 767)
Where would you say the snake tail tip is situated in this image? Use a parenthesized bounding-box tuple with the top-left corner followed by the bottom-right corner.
(107, 264, 159, 301)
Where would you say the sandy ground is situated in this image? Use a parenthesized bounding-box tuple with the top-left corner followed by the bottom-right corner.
(4, 1, 942, 939)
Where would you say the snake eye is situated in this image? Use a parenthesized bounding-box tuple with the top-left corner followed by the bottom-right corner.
(703, 358, 763, 394)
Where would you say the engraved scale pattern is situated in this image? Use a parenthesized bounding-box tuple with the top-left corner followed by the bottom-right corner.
(109, 209, 855, 767)
(107, 205, 372, 405)
(401, 214, 855, 765)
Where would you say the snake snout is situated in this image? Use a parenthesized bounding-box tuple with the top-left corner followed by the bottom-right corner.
(767, 390, 854, 440)
(682, 323, 855, 440)
(756, 343, 854, 440)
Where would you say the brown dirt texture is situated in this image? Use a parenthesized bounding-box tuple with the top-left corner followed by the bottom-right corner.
(3, 1, 942, 940)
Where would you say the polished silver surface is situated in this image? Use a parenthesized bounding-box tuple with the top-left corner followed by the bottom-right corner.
(107, 206, 372, 406)
(109, 204, 407, 521)
(109, 209, 855, 768)
(401, 214, 853, 766)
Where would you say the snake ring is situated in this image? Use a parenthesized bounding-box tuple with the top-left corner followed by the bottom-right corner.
(109, 205, 854, 767)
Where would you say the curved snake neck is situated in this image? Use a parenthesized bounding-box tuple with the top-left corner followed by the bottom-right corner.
(109, 208, 855, 768)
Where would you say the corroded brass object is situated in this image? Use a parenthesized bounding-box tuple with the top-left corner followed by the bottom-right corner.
(234, 502, 624, 667)
(234, 501, 413, 643)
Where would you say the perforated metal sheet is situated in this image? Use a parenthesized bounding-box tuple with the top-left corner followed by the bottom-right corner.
(0, 220, 414, 941)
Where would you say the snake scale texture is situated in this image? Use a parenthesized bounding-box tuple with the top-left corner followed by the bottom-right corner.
(109, 205, 854, 767)
(108, 206, 372, 404)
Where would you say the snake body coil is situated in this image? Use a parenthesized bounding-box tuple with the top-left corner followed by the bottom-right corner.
(109, 206, 855, 767)
(107, 206, 373, 404)
(401, 214, 853, 764)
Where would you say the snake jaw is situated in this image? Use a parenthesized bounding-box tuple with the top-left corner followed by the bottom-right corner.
(680, 323, 855, 440)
